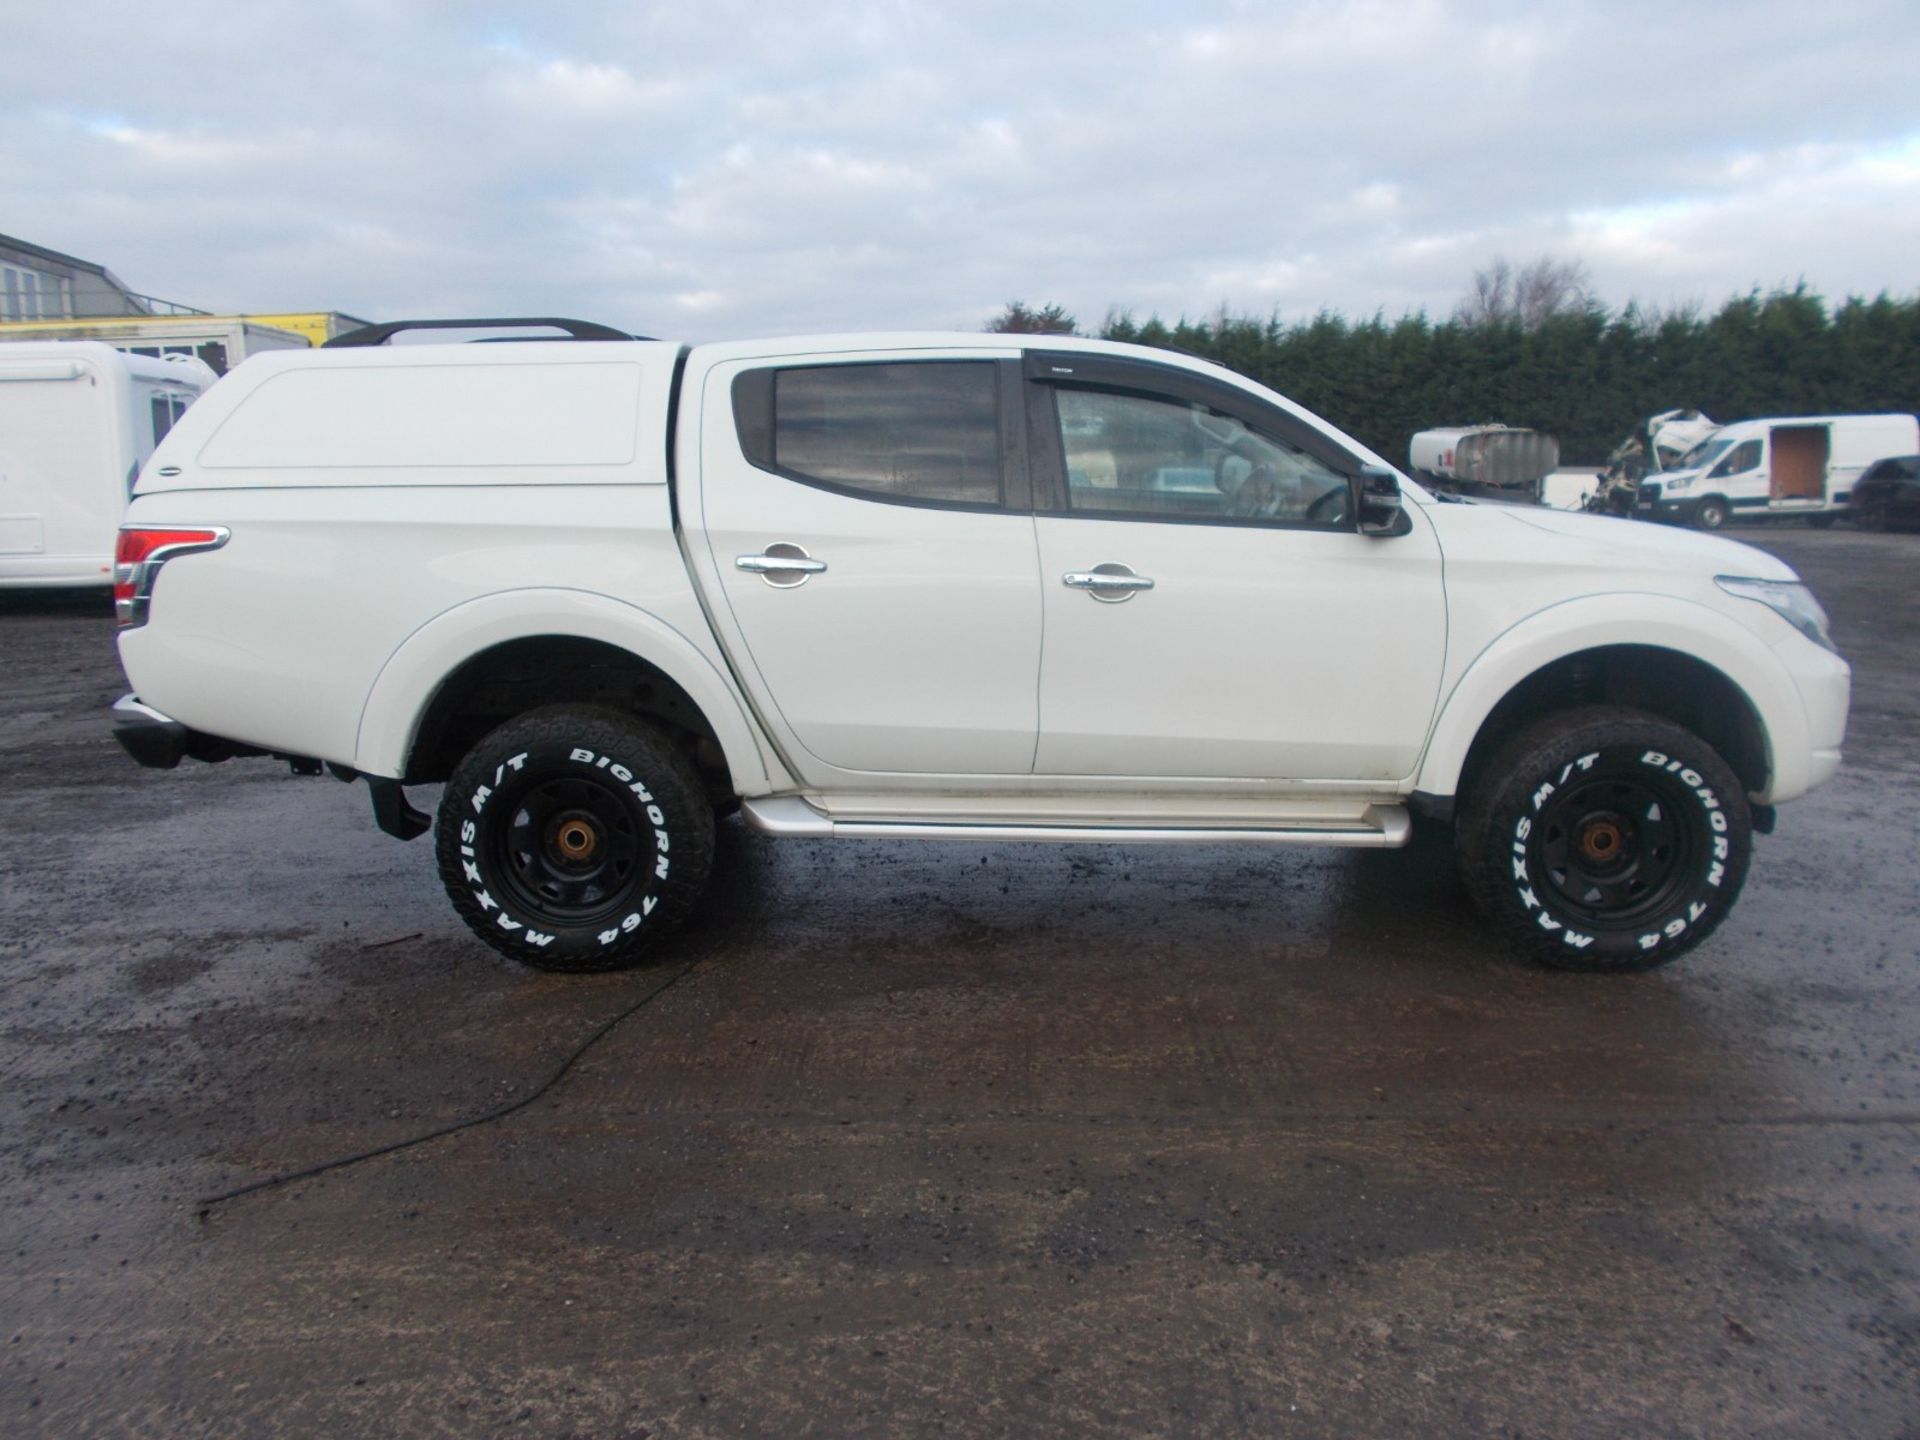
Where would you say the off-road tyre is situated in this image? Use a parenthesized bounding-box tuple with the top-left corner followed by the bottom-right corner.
(435, 706, 715, 972)
(1692, 496, 1730, 530)
(1456, 706, 1753, 972)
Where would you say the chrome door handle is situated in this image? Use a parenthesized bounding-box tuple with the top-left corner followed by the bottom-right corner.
(736, 554, 827, 574)
(736, 542, 827, 588)
(1063, 563, 1153, 602)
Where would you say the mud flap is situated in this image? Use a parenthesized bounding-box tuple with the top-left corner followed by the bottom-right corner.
(368, 777, 432, 840)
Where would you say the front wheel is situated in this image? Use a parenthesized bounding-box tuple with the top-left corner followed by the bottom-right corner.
(1691, 496, 1730, 530)
(435, 706, 715, 971)
(1456, 707, 1753, 971)
(1807, 513, 1838, 529)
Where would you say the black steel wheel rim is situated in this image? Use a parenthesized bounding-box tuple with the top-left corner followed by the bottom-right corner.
(1531, 771, 1695, 926)
(490, 772, 652, 923)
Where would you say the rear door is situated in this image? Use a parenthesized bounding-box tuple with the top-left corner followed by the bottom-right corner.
(692, 349, 1043, 782)
(1766, 425, 1830, 510)
(1022, 352, 1446, 782)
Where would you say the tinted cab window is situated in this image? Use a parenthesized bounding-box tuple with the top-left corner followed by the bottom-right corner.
(1052, 386, 1351, 527)
(735, 361, 1003, 508)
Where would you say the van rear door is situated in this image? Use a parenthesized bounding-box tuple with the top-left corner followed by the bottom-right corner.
(1768, 424, 1830, 508)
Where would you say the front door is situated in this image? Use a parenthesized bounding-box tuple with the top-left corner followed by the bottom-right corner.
(1704, 436, 1765, 517)
(1024, 356, 1446, 782)
(696, 352, 1043, 781)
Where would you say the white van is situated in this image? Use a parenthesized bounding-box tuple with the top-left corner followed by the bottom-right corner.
(1637, 413, 1920, 530)
(0, 341, 215, 586)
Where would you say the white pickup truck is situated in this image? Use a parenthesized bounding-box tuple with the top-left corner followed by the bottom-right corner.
(110, 319, 1850, 974)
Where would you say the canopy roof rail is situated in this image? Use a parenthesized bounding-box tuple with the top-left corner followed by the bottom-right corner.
(323, 317, 645, 347)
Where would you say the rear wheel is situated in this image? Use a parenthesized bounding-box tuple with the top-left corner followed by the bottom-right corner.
(1691, 496, 1730, 530)
(435, 706, 714, 971)
(1457, 707, 1752, 971)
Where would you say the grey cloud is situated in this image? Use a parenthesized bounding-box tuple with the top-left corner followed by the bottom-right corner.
(2, 0, 1916, 337)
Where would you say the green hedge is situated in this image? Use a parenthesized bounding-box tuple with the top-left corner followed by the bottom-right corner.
(1095, 287, 1920, 467)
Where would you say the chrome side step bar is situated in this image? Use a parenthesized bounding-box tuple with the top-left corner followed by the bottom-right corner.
(741, 796, 1411, 848)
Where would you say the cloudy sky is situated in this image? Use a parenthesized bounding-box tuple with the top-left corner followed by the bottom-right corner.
(4, 1, 1918, 338)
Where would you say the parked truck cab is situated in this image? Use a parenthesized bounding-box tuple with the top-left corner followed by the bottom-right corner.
(109, 319, 1850, 975)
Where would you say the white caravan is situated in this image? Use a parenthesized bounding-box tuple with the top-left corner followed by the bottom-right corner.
(1638, 413, 1920, 530)
(0, 341, 215, 586)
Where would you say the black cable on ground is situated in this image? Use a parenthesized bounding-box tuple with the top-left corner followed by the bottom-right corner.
(195, 949, 709, 1215)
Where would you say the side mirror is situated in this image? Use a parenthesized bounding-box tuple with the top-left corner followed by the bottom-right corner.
(1356, 464, 1412, 537)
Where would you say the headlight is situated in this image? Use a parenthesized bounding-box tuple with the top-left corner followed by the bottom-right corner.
(1664, 474, 1692, 491)
(1716, 576, 1837, 652)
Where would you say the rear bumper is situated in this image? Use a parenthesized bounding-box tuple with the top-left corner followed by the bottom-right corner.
(111, 694, 190, 769)
(111, 693, 267, 769)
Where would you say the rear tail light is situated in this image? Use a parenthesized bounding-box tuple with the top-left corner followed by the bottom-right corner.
(114, 526, 229, 627)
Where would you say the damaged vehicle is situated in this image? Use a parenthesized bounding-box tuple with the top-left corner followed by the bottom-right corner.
(110, 319, 1849, 973)
(1586, 410, 1720, 516)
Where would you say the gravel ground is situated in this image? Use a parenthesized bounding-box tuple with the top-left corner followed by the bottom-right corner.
(1, 526, 1916, 1437)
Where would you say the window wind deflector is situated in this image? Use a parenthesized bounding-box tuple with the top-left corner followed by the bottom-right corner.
(1022, 350, 1364, 478)
(323, 317, 645, 347)
(1025, 351, 1092, 382)
(1023, 350, 1229, 393)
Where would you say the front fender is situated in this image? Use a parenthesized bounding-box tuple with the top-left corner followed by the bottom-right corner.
(353, 587, 774, 791)
(1416, 593, 1810, 803)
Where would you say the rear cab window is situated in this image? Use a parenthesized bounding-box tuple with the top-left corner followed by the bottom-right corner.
(732, 360, 1005, 509)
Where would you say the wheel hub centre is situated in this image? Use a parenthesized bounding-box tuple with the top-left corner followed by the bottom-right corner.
(1576, 815, 1627, 865)
(551, 816, 601, 863)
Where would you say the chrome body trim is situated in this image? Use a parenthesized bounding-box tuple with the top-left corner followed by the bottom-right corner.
(739, 795, 836, 837)
(741, 797, 1410, 848)
(111, 693, 179, 726)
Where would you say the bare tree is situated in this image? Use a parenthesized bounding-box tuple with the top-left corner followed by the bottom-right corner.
(985, 301, 1078, 335)
(1457, 257, 1515, 327)
(1457, 256, 1593, 329)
